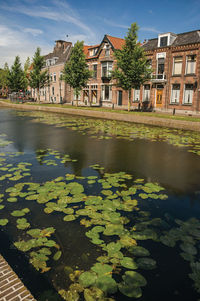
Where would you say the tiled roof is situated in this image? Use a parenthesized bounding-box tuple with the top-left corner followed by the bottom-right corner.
(106, 35, 125, 50)
(88, 44, 100, 49)
(44, 42, 72, 65)
(83, 45, 91, 57)
(142, 30, 200, 51)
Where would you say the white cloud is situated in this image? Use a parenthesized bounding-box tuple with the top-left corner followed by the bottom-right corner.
(140, 27, 161, 34)
(0, 24, 51, 67)
(23, 28, 43, 36)
(0, 1, 95, 38)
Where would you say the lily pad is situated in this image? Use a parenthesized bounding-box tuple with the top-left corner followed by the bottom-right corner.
(79, 271, 97, 287)
(136, 257, 157, 270)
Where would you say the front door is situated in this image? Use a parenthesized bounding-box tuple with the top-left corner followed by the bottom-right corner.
(156, 87, 163, 107)
(118, 91, 122, 106)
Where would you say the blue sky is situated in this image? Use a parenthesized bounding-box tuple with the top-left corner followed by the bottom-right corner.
(0, 0, 200, 67)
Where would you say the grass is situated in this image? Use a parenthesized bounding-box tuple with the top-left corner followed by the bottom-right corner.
(1, 98, 200, 123)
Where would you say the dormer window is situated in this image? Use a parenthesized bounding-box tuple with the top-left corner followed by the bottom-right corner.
(105, 45, 110, 57)
(160, 36, 168, 47)
(89, 48, 97, 57)
(158, 33, 177, 47)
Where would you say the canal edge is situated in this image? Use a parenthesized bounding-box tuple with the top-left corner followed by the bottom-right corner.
(0, 254, 36, 301)
(0, 101, 200, 132)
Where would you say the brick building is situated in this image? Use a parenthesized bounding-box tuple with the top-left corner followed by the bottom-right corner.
(133, 29, 200, 113)
(38, 40, 72, 103)
(66, 35, 129, 108)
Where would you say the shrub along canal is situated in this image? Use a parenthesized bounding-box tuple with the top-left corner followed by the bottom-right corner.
(0, 107, 200, 301)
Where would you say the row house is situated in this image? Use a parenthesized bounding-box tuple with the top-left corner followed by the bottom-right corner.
(66, 35, 129, 108)
(68, 29, 200, 113)
(38, 40, 72, 103)
(135, 30, 200, 113)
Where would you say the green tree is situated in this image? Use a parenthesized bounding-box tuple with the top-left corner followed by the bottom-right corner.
(0, 63, 9, 96)
(64, 41, 91, 106)
(8, 56, 25, 92)
(23, 57, 31, 91)
(112, 23, 152, 111)
(29, 48, 49, 102)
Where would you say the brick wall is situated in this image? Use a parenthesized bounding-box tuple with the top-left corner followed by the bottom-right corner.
(0, 255, 36, 301)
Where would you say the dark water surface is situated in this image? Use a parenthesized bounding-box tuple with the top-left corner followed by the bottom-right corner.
(0, 108, 200, 301)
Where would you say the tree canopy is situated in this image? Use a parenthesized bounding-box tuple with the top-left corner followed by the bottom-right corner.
(112, 23, 152, 110)
(29, 48, 49, 102)
(8, 56, 25, 92)
(64, 41, 91, 105)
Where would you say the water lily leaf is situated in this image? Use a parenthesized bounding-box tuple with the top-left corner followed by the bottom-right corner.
(7, 197, 18, 202)
(63, 215, 76, 222)
(128, 246, 150, 257)
(16, 218, 30, 230)
(122, 271, 147, 287)
(79, 271, 97, 287)
(120, 257, 138, 270)
(53, 250, 62, 261)
(180, 243, 197, 255)
(104, 242, 122, 256)
(119, 235, 137, 247)
(91, 263, 113, 276)
(0, 219, 8, 226)
(103, 224, 124, 236)
(136, 257, 156, 270)
(118, 282, 142, 298)
(84, 287, 104, 301)
(95, 275, 117, 294)
(0, 205, 5, 210)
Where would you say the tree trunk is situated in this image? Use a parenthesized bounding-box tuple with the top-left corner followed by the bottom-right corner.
(37, 87, 40, 103)
(128, 89, 131, 112)
(76, 91, 78, 107)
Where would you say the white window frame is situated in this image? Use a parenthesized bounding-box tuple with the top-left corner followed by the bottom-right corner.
(101, 62, 113, 77)
(101, 85, 112, 101)
(170, 84, 180, 104)
(173, 56, 183, 75)
(53, 72, 56, 82)
(185, 55, 196, 74)
(183, 84, 193, 104)
(143, 85, 150, 102)
(133, 88, 140, 102)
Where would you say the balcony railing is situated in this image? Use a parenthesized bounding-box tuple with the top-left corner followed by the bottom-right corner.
(151, 73, 167, 83)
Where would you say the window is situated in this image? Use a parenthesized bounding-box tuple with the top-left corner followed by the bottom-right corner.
(53, 73, 56, 82)
(101, 85, 112, 101)
(171, 84, 180, 103)
(133, 88, 140, 102)
(183, 84, 193, 104)
(160, 36, 168, 47)
(157, 58, 165, 75)
(105, 45, 110, 57)
(93, 64, 97, 79)
(90, 48, 97, 56)
(50, 73, 53, 82)
(186, 55, 196, 74)
(173, 57, 182, 75)
(59, 71, 63, 80)
(101, 62, 113, 77)
(52, 86, 54, 95)
(143, 85, 150, 102)
(91, 85, 98, 103)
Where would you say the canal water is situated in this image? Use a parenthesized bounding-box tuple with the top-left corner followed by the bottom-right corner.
(0, 108, 200, 301)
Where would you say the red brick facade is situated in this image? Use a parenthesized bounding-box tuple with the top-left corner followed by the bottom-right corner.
(38, 30, 200, 113)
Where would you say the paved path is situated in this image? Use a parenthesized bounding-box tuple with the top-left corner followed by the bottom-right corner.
(0, 254, 36, 301)
(0, 101, 200, 132)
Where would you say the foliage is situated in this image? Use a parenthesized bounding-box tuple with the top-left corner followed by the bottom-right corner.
(29, 48, 49, 102)
(112, 23, 152, 111)
(64, 41, 91, 105)
(8, 56, 26, 92)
